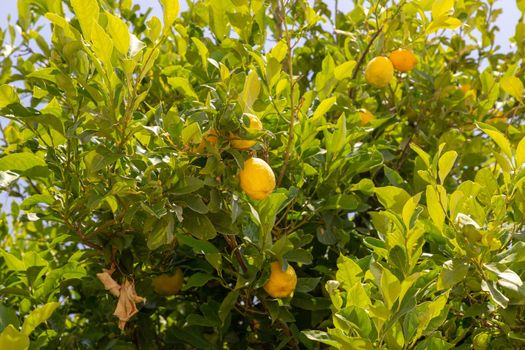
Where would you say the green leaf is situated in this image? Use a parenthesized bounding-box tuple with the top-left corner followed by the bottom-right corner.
(426, 185, 446, 231)
(20, 194, 54, 210)
(330, 113, 347, 156)
(432, 0, 454, 18)
(0, 171, 19, 188)
(501, 76, 524, 102)
(239, 70, 261, 112)
(516, 136, 525, 168)
(182, 212, 217, 240)
(0, 250, 26, 271)
(380, 268, 400, 309)
(0, 305, 19, 332)
(374, 186, 411, 214)
(106, 12, 130, 55)
(71, 0, 99, 40)
(168, 77, 198, 99)
(481, 280, 508, 308)
(410, 143, 431, 168)
(182, 272, 216, 290)
(426, 16, 462, 34)
(334, 60, 356, 80)
(218, 290, 239, 323)
(295, 277, 321, 293)
(302, 330, 341, 347)
(496, 241, 525, 264)
(437, 259, 470, 290)
(324, 194, 360, 210)
(178, 234, 219, 254)
(191, 37, 209, 71)
(312, 96, 337, 121)
(21, 302, 60, 335)
(438, 151, 457, 184)
(478, 123, 513, 161)
(208, 0, 229, 40)
(91, 22, 113, 66)
(336, 255, 362, 289)
(160, 0, 179, 35)
(402, 192, 421, 228)
(0, 325, 29, 350)
(0, 85, 19, 108)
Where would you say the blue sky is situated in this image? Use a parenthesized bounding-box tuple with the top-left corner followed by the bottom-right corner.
(0, 1, 521, 51)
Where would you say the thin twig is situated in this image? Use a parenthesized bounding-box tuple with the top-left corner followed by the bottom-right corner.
(224, 234, 248, 274)
(277, 0, 296, 186)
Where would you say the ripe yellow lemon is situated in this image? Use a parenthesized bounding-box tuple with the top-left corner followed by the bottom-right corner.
(365, 56, 394, 88)
(230, 114, 263, 150)
(263, 261, 297, 298)
(195, 128, 218, 154)
(152, 268, 184, 296)
(239, 157, 275, 200)
(359, 109, 374, 125)
(388, 49, 418, 72)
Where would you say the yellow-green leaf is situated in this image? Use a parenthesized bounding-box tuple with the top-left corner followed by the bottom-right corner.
(168, 77, 198, 99)
(106, 12, 130, 55)
(380, 268, 400, 309)
(516, 136, 525, 168)
(312, 96, 337, 121)
(160, 0, 180, 35)
(70, 0, 99, 40)
(426, 16, 462, 34)
(22, 302, 60, 335)
(0, 85, 19, 108)
(432, 0, 454, 18)
(191, 37, 209, 71)
(426, 185, 445, 231)
(501, 76, 524, 102)
(410, 143, 431, 168)
(0, 325, 29, 350)
(478, 123, 513, 161)
(438, 151, 458, 184)
(91, 22, 113, 66)
(402, 193, 422, 228)
(334, 60, 356, 80)
(239, 70, 261, 112)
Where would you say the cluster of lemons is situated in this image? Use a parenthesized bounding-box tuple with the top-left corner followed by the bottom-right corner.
(359, 49, 418, 125)
(153, 114, 296, 298)
(365, 48, 418, 87)
(196, 114, 276, 201)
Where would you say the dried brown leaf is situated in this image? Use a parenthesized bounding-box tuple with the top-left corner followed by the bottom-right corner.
(113, 279, 145, 330)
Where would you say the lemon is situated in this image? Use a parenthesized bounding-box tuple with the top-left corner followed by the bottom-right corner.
(239, 157, 275, 200)
(365, 56, 394, 88)
(263, 261, 297, 298)
(359, 109, 374, 125)
(230, 114, 263, 150)
(195, 128, 218, 154)
(388, 49, 418, 72)
(152, 268, 184, 296)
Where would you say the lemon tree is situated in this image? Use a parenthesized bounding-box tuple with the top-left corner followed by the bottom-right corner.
(0, 0, 525, 349)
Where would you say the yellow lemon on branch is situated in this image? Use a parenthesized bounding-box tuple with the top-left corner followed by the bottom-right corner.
(152, 268, 184, 296)
(365, 56, 394, 88)
(230, 114, 263, 150)
(263, 261, 297, 298)
(239, 157, 275, 200)
(389, 49, 418, 72)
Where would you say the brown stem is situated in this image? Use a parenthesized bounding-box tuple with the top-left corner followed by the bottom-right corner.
(224, 234, 248, 274)
(348, 26, 383, 99)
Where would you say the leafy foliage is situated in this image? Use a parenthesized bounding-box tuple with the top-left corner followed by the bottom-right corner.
(0, 0, 525, 349)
